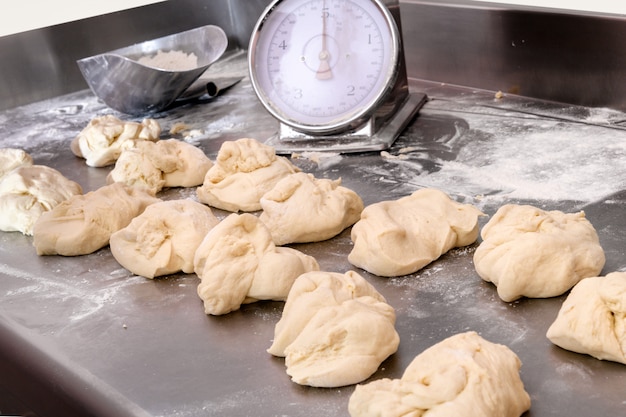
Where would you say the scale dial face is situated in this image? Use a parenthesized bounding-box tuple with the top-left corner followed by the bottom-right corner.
(249, 0, 400, 135)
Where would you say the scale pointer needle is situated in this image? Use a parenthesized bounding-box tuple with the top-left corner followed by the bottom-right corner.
(316, 3, 332, 80)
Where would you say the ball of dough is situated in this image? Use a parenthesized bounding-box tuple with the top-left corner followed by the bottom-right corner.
(348, 188, 484, 277)
(158, 139, 213, 188)
(259, 172, 363, 245)
(0, 165, 82, 235)
(193, 213, 319, 315)
(0, 148, 33, 179)
(268, 270, 399, 388)
(473, 204, 605, 302)
(348, 331, 531, 417)
(110, 199, 219, 278)
(107, 143, 164, 195)
(71, 115, 161, 167)
(546, 271, 626, 364)
(33, 182, 160, 256)
(107, 139, 213, 195)
(196, 138, 300, 212)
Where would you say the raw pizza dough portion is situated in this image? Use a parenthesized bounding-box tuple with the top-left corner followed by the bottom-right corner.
(0, 148, 33, 179)
(546, 271, 626, 364)
(107, 138, 212, 194)
(268, 270, 399, 388)
(196, 138, 300, 212)
(193, 213, 319, 315)
(259, 172, 363, 245)
(71, 115, 161, 167)
(348, 188, 484, 277)
(110, 199, 219, 278)
(349, 331, 531, 417)
(473, 204, 605, 302)
(33, 182, 160, 256)
(0, 165, 83, 235)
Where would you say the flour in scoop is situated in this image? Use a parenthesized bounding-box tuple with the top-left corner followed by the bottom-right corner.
(138, 49, 199, 71)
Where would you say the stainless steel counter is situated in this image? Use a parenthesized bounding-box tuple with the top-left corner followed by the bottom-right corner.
(0, 51, 625, 416)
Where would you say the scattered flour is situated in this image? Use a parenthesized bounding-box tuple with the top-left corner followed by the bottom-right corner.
(156, 385, 345, 417)
(292, 151, 344, 170)
(0, 260, 146, 325)
(382, 107, 626, 209)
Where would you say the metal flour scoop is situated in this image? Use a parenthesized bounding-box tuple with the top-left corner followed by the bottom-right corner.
(77, 25, 228, 116)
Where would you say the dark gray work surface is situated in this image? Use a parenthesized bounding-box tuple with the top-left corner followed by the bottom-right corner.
(0, 61, 625, 416)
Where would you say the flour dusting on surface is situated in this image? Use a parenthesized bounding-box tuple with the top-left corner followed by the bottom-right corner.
(377, 105, 626, 210)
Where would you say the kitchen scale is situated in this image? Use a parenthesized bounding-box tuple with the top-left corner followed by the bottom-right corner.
(248, 0, 427, 153)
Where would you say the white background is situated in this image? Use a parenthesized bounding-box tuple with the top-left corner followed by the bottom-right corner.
(0, 0, 165, 37)
(0, 0, 625, 38)
(475, 0, 626, 15)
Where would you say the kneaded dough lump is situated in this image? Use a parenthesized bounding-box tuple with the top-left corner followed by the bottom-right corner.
(348, 188, 484, 277)
(473, 204, 605, 302)
(0, 148, 33, 179)
(546, 271, 626, 364)
(348, 331, 531, 417)
(110, 199, 219, 278)
(107, 139, 213, 194)
(194, 213, 319, 315)
(0, 165, 82, 235)
(268, 270, 399, 388)
(259, 172, 363, 245)
(196, 138, 300, 212)
(71, 115, 161, 167)
(33, 183, 160, 256)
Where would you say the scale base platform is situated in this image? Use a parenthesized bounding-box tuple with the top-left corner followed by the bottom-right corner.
(265, 92, 428, 154)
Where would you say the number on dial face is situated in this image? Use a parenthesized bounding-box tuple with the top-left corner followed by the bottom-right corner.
(253, 0, 395, 128)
